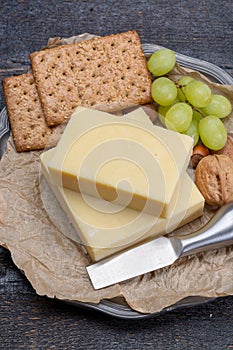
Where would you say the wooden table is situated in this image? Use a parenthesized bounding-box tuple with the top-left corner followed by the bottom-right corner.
(0, 1, 233, 349)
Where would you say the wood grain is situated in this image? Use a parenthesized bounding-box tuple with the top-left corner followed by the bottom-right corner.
(0, 1, 233, 349)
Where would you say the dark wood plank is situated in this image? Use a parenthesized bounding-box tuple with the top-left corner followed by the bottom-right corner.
(1, 244, 233, 350)
(0, 1, 233, 349)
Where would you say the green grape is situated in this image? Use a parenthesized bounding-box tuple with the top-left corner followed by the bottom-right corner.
(177, 76, 194, 102)
(183, 119, 199, 146)
(185, 80, 211, 108)
(199, 116, 227, 150)
(192, 110, 203, 123)
(147, 48, 176, 76)
(157, 97, 180, 125)
(201, 94, 232, 118)
(165, 102, 193, 132)
(178, 76, 194, 86)
(177, 87, 186, 102)
(151, 77, 177, 106)
(158, 105, 171, 125)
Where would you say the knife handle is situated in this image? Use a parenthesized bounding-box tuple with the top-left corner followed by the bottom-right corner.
(175, 203, 233, 256)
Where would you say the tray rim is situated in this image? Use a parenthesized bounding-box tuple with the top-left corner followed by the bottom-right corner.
(0, 42, 233, 319)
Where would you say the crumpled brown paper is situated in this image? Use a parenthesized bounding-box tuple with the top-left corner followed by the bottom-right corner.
(0, 34, 233, 314)
(0, 138, 233, 313)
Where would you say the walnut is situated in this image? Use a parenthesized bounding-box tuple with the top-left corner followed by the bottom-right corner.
(195, 154, 233, 206)
(211, 135, 233, 162)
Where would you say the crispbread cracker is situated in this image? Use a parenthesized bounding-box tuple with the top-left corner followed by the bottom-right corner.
(30, 30, 152, 126)
(2, 73, 63, 152)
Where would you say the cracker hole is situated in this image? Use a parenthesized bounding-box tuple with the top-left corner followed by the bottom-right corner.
(27, 108, 32, 112)
(116, 60, 119, 64)
(107, 98, 111, 102)
(127, 66, 130, 70)
(80, 67, 84, 72)
(131, 82, 135, 86)
(93, 47, 96, 51)
(60, 99, 64, 103)
(121, 76, 125, 80)
(34, 98, 37, 102)
(111, 43, 115, 47)
(67, 88, 72, 92)
(56, 82, 60, 86)
(76, 51, 80, 55)
(42, 133, 45, 138)
(40, 57, 44, 63)
(92, 73, 96, 78)
(23, 91, 27, 95)
(96, 91, 100, 95)
(49, 93, 53, 96)
(98, 64, 101, 68)
(128, 39, 132, 43)
(57, 55, 61, 59)
(62, 72, 66, 76)
(45, 76, 48, 80)
(30, 125, 34, 130)
(30, 81, 34, 85)
(85, 83, 90, 88)
(142, 89, 146, 93)
(13, 84, 18, 88)
(51, 65, 55, 69)
(71, 105, 76, 110)
(53, 108, 58, 113)
(122, 49, 126, 53)
(70, 65, 74, 71)
(90, 102, 95, 106)
(37, 115, 41, 119)
(87, 58, 90, 61)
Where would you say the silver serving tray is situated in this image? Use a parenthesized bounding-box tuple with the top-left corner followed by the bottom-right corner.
(1, 43, 233, 319)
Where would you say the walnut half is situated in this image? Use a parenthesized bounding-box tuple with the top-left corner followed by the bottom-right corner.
(195, 154, 233, 206)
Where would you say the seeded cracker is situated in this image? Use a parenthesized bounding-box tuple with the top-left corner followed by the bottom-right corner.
(2, 74, 64, 152)
(30, 30, 152, 126)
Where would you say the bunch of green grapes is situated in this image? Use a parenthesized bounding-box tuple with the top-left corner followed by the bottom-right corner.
(147, 49, 232, 150)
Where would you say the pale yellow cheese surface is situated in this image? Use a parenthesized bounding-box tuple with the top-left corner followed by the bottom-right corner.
(47, 107, 194, 218)
(41, 149, 204, 261)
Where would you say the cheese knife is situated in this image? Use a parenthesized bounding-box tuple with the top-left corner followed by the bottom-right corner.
(86, 203, 233, 289)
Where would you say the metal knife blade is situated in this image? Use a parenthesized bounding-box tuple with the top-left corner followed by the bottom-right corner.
(86, 203, 233, 289)
(87, 236, 179, 289)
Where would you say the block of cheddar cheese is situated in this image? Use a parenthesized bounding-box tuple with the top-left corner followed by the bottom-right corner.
(47, 107, 194, 218)
(41, 109, 204, 261)
(41, 148, 204, 261)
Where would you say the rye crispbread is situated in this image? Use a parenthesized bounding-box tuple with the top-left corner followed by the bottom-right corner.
(30, 30, 152, 126)
(2, 73, 64, 152)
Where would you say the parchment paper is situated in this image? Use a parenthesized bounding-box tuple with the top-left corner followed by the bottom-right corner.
(0, 35, 233, 314)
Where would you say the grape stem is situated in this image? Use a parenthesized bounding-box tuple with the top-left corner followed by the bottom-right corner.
(193, 107, 206, 117)
(168, 76, 207, 117)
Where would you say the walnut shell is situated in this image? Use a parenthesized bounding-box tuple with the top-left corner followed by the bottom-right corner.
(211, 135, 233, 162)
(195, 154, 233, 206)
